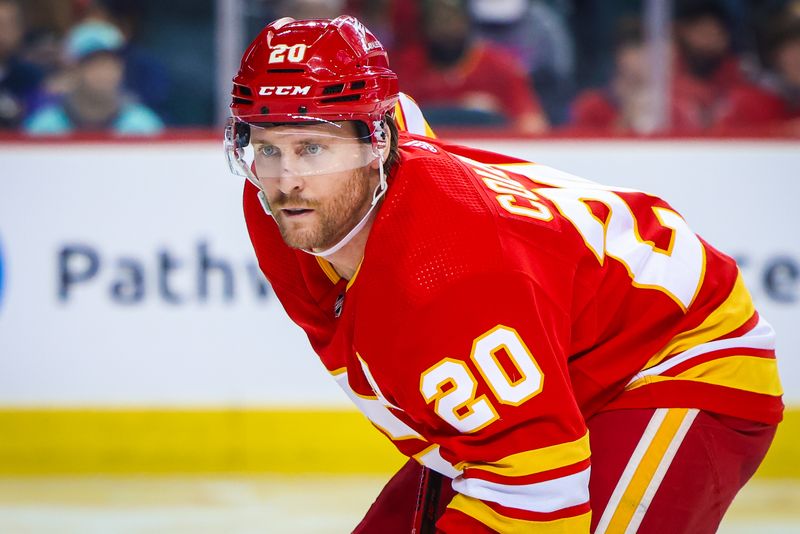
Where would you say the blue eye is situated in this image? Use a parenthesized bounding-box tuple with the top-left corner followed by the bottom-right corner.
(260, 145, 280, 157)
(303, 143, 324, 156)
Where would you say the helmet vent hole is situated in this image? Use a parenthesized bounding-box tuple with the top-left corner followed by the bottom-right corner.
(320, 94, 361, 104)
(236, 85, 253, 96)
(233, 97, 253, 105)
(350, 81, 366, 90)
(322, 83, 345, 95)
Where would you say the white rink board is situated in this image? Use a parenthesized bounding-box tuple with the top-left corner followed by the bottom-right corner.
(0, 139, 797, 406)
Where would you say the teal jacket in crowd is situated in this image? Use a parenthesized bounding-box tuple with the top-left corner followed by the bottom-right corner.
(25, 101, 164, 135)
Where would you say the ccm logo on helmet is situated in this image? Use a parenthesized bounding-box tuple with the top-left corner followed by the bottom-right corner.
(259, 85, 311, 96)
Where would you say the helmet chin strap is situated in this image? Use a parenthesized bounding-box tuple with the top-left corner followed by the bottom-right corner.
(257, 159, 388, 259)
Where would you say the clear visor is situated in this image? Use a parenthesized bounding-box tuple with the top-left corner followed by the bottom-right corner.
(224, 116, 379, 185)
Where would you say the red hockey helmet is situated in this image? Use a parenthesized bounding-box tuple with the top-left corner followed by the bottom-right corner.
(225, 16, 399, 188)
(230, 15, 398, 132)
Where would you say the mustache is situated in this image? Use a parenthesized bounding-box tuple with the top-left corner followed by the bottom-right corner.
(270, 192, 318, 209)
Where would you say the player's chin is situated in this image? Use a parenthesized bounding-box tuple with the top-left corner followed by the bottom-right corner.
(282, 236, 318, 250)
(276, 211, 312, 231)
(278, 227, 324, 251)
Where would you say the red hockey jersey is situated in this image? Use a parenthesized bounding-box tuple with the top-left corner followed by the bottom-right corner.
(243, 132, 783, 532)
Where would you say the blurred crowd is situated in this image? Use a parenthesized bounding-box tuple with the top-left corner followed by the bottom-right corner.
(0, 0, 167, 135)
(1, 0, 799, 136)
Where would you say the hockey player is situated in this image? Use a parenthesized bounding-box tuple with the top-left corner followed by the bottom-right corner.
(225, 16, 782, 533)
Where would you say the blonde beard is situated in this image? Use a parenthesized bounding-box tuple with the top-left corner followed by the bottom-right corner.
(272, 166, 374, 251)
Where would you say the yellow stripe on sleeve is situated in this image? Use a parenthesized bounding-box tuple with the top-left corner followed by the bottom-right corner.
(643, 272, 754, 370)
(448, 494, 592, 533)
(457, 432, 590, 478)
(412, 444, 437, 462)
(627, 355, 783, 397)
(329, 366, 346, 377)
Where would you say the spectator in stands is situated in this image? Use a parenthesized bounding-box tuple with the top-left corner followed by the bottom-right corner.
(469, 0, 575, 125)
(0, 0, 43, 129)
(671, 0, 747, 132)
(24, 20, 163, 135)
(716, 17, 800, 135)
(384, 0, 422, 54)
(13, 0, 71, 78)
(89, 0, 172, 121)
(393, 0, 548, 134)
(569, 17, 657, 134)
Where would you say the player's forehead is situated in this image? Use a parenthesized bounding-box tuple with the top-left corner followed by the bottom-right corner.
(250, 120, 361, 143)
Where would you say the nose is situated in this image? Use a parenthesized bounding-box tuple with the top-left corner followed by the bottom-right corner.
(277, 156, 305, 194)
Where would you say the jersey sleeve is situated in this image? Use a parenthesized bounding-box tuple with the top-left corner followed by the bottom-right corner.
(369, 270, 592, 533)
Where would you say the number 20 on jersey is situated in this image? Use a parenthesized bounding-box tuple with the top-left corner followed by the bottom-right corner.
(420, 325, 543, 433)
